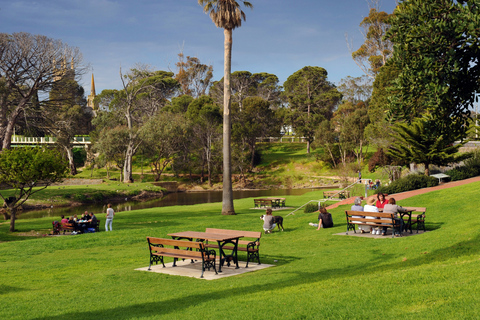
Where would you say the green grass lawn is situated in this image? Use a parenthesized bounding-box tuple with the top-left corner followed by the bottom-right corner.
(1, 182, 480, 319)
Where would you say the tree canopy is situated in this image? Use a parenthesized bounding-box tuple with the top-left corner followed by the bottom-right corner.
(0, 147, 68, 232)
(386, 0, 480, 142)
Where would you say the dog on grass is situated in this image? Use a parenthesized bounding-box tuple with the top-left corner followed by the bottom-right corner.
(260, 214, 284, 231)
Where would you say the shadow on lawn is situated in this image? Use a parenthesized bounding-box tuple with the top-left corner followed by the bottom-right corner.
(32, 234, 480, 320)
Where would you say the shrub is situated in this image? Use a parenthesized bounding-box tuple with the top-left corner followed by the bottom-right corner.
(445, 151, 480, 181)
(376, 173, 438, 194)
(73, 194, 87, 202)
(304, 202, 318, 213)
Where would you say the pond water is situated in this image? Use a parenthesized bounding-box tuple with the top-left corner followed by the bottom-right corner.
(16, 188, 319, 220)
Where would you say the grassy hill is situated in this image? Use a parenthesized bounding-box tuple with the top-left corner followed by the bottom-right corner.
(1, 181, 480, 319)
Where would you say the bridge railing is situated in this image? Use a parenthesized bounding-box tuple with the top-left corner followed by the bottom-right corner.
(11, 136, 91, 144)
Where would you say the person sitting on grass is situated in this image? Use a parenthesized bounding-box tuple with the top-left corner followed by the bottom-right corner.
(263, 208, 276, 234)
(309, 206, 334, 230)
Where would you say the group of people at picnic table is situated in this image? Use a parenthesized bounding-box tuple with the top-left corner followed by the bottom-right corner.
(60, 211, 98, 234)
(351, 193, 407, 236)
(303, 192, 407, 236)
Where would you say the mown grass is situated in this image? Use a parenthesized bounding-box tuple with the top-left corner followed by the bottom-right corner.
(1, 181, 480, 319)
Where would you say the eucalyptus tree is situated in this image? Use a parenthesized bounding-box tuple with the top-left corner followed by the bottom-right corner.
(46, 77, 92, 175)
(283, 66, 342, 153)
(210, 71, 283, 109)
(349, 0, 393, 79)
(232, 96, 277, 169)
(140, 112, 190, 181)
(175, 53, 213, 98)
(94, 67, 179, 183)
(0, 32, 85, 150)
(186, 96, 222, 186)
(198, 0, 253, 215)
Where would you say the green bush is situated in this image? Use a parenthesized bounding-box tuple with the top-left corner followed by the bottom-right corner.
(445, 152, 480, 181)
(376, 173, 438, 194)
(73, 194, 87, 202)
(304, 202, 318, 213)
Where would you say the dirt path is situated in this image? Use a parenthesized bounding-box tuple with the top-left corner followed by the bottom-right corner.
(326, 176, 480, 210)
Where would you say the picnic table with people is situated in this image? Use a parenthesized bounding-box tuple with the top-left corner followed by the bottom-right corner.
(345, 194, 426, 237)
(52, 211, 100, 235)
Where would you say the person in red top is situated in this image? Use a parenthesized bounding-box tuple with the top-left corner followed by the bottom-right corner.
(376, 193, 388, 209)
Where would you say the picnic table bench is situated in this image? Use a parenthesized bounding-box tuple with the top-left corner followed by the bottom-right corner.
(323, 190, 350, 199)
(146, 237, 217, 278)
(254, 198, 285, 209)
(52, 220, 101, 235)
(403, 207, 426, 233)
(345, 210, 401, 238)
(204, 228, 261, 268)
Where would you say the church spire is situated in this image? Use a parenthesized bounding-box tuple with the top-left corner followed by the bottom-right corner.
(90, 73, 96, 96)
(87, 73, 98, 112)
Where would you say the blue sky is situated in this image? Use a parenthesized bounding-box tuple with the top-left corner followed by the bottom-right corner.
(1, 0, 397, 95)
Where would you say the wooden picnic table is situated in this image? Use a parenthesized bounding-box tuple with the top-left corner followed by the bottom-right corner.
(167, 231, 242, 273)
(253, 198, 285, 208)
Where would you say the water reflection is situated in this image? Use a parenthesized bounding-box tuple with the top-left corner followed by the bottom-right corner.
(17, 188, 317, 220)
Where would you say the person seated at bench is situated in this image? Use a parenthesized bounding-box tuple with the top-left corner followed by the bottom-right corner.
(382, 198, 407, 236)
(263, 208, 276, 234)
(60, 215, 68, 226)
(376, 193, 388, 210)
(364, 196, 379, 234)
(87, 212, 97, 228)
(309, 206, 333, 230)
(351, 197, 370, 233)
(68, 216, 75, 224)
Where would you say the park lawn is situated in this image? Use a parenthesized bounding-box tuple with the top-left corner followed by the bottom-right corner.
(1, 183, 480, 319)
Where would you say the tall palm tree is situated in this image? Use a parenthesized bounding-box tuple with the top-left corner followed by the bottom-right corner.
(198, 0, 253, 215)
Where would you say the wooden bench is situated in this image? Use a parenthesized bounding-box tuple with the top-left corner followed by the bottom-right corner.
(345, 210, 401, 238)
(204, 228, 261, 268)
(403, 207, 426, 233)
(323, 190, 350, 199)
(254, 199, 271, 208)
(146, 237, 217, 278)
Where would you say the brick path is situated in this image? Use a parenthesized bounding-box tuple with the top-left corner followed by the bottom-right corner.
(326, 176, 480, 210)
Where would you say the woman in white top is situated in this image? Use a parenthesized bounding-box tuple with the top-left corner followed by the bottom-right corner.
(105, 203, 115, 231)
(364, 196, 380, 234)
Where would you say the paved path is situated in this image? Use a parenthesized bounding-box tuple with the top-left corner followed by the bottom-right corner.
(326, 176, 480, 210)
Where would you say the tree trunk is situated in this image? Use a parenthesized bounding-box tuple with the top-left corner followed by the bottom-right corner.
(9, 206, 17, 232)
(222, 28, 235, 215)
(64, 146, 77, 175)
(2, 106, 23, 150)
(123, 142, 134, 183)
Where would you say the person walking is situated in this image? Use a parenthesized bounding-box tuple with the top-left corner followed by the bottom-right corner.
(105, 203, 115, 231)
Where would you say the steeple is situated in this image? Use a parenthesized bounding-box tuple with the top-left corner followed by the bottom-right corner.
(90, 73, 96, 96)
(87, 73, 98, 112)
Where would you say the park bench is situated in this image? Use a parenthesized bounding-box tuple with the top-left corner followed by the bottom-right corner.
(253, 198, 285, 209)
(204, 228, 261, 268)
(403, 207, 426, 233)
(323, 190, 350, 199)
(345, 210, 401, 238)
(254, 199, 272, 208)
(146, 237, 217, 278)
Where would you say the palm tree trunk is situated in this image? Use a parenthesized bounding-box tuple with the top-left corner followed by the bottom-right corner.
(222, 28, 235, 215)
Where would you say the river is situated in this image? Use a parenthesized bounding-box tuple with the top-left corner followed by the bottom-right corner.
(16, 188, 319, 220)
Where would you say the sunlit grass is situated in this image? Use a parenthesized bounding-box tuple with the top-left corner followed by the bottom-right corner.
(1, 182, 480, 319)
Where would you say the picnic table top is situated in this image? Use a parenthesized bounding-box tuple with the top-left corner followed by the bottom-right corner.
(167, 231, 243, 242)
